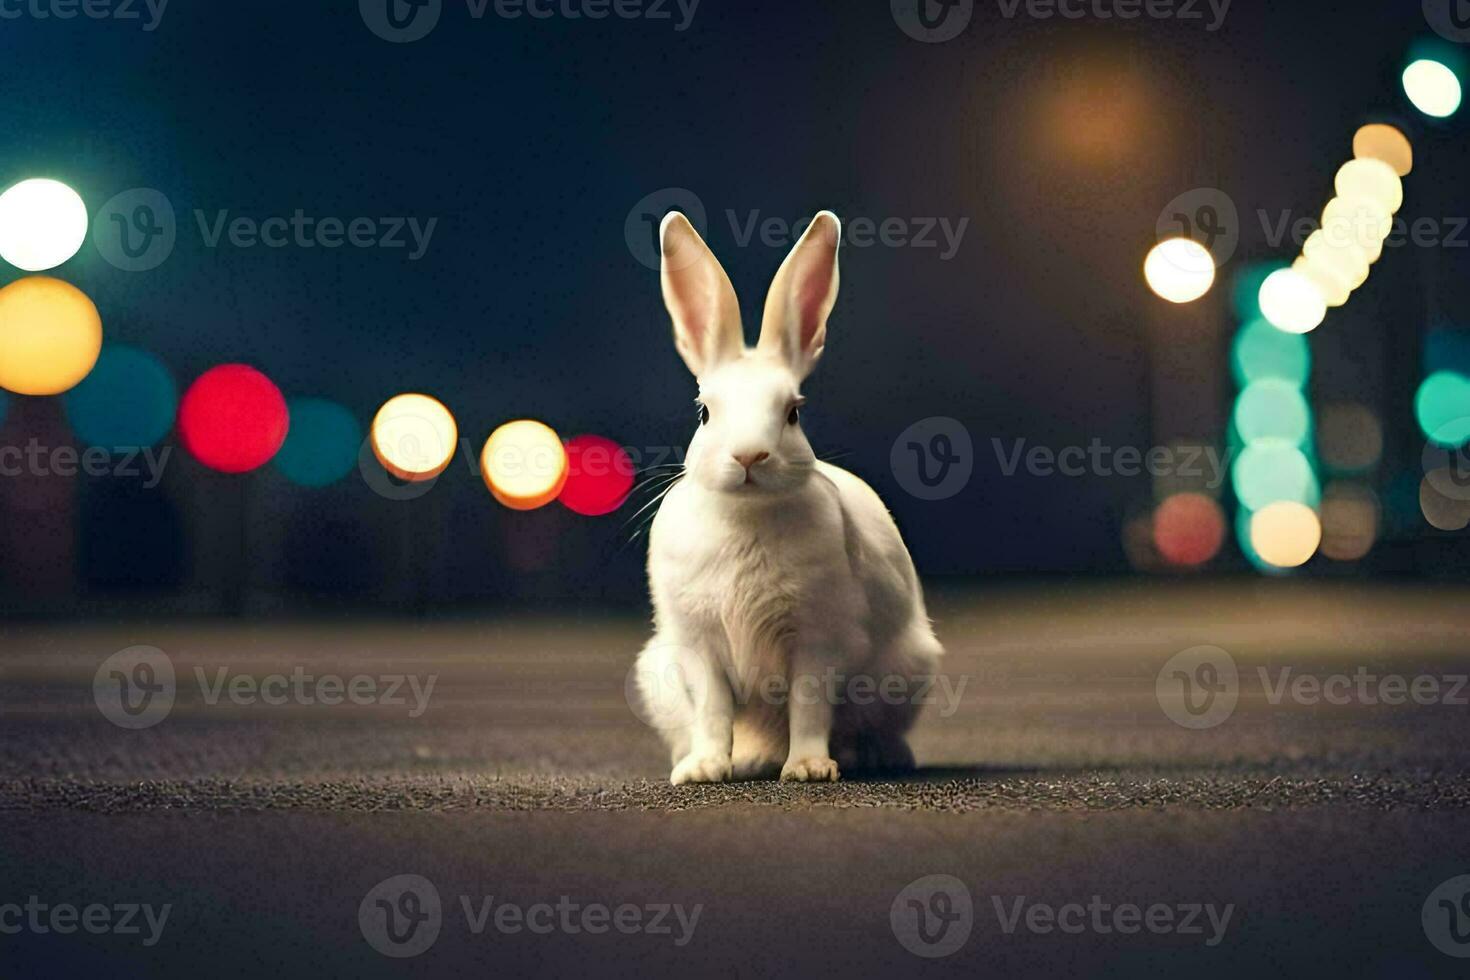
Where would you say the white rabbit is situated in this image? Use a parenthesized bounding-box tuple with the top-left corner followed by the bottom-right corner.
(635, 209, 944, 785)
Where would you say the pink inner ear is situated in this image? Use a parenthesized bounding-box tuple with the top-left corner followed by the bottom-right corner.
(793, 247, 836, 354)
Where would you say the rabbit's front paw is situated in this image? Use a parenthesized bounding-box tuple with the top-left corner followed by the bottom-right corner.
(780, 756, 840, 783)
(670, 753, 733, 786)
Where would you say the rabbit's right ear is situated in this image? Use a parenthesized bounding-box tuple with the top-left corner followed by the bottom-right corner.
(660, 212, 744, 378)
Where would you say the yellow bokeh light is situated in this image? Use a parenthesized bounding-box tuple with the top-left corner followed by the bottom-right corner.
(0, 276, 103, 396)
(371, 393, 458, 482)
(1320, 196, 1390, 264)
(1292, 256, 1350, 308)
(1250, 501, 1322, 569)
(1258, 268, 1326, 334)
(1302, 229, 1369, 290)
(480, 419, 569, 511)
(1333, 158, 1403, 215)
(1403, 59, 1463, 119)
(0, 178, 88, 272)
(1352, 124, 1413, 177)
(1143, 238, 1215, 304)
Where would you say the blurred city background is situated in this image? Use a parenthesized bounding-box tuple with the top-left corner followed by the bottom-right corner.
(0, 0, 1467, 618)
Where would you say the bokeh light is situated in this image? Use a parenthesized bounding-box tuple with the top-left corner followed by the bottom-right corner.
(1403, 59, 1463, 118)
(1320, 196, 1390, 263)
(1425, 328, 1470, 376)
(1258, 268, 1326, 334)
(1231, 317, 1311, 388)
(1231, 262, 1286, 321)
(1352, 123, 1413, 177)
(1232, 440, 1319, 511)
(1415, 371, 1470, 447)
(1143, 238, 1215, 304)
(1250, 501, 1322, 569)
(1317, 402, 1383, 472)
(559, 435, 635, 517)
(370, 393, 458, 482)
(0, 276, 103, 396)
(0, 390, 7, 429)
(178, 364, 290, 474)
(1421, 469, 1470, 531)
(481, 419, 569, 511)
(1332, 159, 1403, 215)
(1152, 493, 1225, 568)
(275, 398, 361, 488)
(62, 344, 177, 451)
(1293, 256, 1350, 308)
(0, 178, 88, 272)
(1319, 482, 1379, 561)
(1302, 230, 1368, 290)
(1234, 379, 1312, 446)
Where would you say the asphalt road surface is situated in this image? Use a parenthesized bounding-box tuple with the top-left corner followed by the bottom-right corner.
(3, 581, 1470, 978)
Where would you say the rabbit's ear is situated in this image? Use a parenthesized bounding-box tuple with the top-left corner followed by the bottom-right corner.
(661, 212, 744, 378)
(757, 211, 840, 379)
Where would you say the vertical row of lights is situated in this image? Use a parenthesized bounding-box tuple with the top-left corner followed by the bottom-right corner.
(1142, 40, 1463, 572)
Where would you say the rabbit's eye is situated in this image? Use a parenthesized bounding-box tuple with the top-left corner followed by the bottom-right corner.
(787, 406, 800, 426)
(698, 403, 710, 425)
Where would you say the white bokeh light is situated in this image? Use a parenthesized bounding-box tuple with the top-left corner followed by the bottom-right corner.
(1143, 238, 1216, 304)
(1258, 268, 1327, 335)
(0, 179, 89, 272)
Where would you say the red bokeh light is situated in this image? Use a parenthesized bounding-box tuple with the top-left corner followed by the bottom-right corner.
(559, 434, 635, 516)
(1153, 493, 1226, 568)
(178, 364, 290, 474)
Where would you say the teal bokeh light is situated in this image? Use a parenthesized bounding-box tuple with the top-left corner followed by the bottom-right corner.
(62, 344, 178, 451)
(1416, 371, 1470, 448)
(1234, 379, 1312, 446)
(1232, 440, 1320, 512)
(274, 398, 361, 488)
(1231, 262, 1288, 322)
(1232, 318, 1311, 388)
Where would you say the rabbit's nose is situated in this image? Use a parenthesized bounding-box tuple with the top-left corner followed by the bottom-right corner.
(733, 452, 770, 472)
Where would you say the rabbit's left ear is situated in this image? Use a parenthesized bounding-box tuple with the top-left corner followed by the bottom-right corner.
(757, 211, 840, 379)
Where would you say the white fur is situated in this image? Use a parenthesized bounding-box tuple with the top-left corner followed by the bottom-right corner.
(636, 211, 944, 784)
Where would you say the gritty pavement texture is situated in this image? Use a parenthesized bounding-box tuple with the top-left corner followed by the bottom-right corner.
(2, 581, 1469, 977)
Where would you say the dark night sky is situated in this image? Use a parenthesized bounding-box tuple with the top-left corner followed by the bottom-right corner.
(0, 1, 1465, 607)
